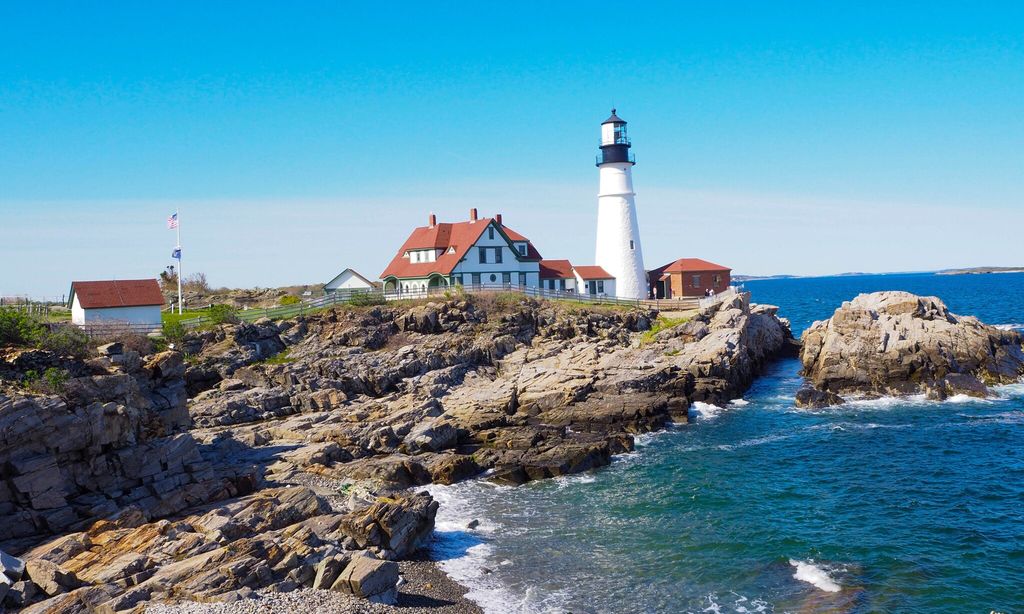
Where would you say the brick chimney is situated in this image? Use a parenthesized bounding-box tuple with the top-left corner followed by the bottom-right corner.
(495, 213, 503, 226)
(469, 208, 478, 222)
(428, 213, 436, 228)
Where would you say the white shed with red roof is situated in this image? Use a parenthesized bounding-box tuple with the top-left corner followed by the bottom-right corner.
(67, 279, 165, 326)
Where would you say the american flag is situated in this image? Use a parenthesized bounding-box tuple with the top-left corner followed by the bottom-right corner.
(167, 213, 178, 229)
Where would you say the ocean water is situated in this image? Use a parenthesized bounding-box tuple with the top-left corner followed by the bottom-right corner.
(427, 273, 1024, 614)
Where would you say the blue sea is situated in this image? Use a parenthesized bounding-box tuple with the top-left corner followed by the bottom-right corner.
(427, 272, 1024, 614)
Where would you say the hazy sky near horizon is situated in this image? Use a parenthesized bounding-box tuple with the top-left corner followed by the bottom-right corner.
(2, 2, 1022, 297)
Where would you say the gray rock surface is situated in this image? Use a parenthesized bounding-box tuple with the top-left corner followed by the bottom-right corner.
(800, 291, 1024, 405)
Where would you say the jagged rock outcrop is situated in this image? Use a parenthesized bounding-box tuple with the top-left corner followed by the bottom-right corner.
(11, 487, 429, 611)
(184, 293, 791, 491)
(0, 291, 792, 610)
(800, 291, 1024, 405)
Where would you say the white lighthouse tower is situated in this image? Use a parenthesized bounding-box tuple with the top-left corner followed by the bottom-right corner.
(595, 109, 647, 299)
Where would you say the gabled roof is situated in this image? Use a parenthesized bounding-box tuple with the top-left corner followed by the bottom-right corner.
(660, 258, 731, 273)
(539, 259, 575, 279)
(380, 217, 542, 279)
(324, 268, 374, 289)
(69, 279, 165, 309)
(573, 265, 613, 280)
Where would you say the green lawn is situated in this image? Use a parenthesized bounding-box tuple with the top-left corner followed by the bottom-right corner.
(162, 309, 212, 325)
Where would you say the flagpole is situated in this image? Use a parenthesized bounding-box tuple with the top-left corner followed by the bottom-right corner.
(176, 209, 183, 315)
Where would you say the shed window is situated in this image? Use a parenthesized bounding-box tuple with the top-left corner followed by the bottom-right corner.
(692, 275, 701, 287)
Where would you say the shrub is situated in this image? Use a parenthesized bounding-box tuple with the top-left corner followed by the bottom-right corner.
(37, 324, 89, 358)
(348, 293, 386, 307)
(208, 304, 240, 325)
(0, 307, 45, 346)
(116, 333, 155, 355)
(162, 320, 186, 343)
(278, 295, 301, 306)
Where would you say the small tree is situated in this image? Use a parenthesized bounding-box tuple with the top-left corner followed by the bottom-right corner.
(159, 268, 179, 292)
(183, 272, 210, 294)
(279, 295, 301, 306)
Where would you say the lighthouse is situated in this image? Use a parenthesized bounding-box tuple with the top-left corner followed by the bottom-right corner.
(595, 109, 647, 299)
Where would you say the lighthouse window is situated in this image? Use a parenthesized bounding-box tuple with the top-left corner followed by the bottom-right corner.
(630, 240, 635, 250)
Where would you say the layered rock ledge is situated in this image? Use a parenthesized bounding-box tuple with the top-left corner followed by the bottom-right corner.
(798, 291, 1024, 407)
(0, 291, 792, 611)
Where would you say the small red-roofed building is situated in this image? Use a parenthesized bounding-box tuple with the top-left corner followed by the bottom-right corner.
(573, 265, 615, 297)
(539, 259, 578, 293)
(648, 258, 732, 298)
(67, 279, 165, 326)
(380, 209, 543, 296)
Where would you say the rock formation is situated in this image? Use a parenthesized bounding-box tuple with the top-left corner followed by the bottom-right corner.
(0, 291, 791, 610)
(799, 291, 1024, 406)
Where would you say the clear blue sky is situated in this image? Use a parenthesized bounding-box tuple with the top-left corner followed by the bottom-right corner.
(2, 1, 1022, 298)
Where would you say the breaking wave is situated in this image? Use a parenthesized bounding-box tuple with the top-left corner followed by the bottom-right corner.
(789, 559, 842, 592)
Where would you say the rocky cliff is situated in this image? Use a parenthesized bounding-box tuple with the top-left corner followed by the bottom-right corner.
(0, 291, 792, 611)
(798, 291, 1024, 407)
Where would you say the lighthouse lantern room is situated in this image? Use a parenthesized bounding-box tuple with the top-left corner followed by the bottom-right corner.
(594, 109, 647, 299)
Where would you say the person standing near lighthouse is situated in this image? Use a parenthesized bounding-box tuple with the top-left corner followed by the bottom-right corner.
(594, 109, 647, 299)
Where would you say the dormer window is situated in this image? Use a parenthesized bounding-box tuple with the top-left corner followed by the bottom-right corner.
(517, 244, 527, 256)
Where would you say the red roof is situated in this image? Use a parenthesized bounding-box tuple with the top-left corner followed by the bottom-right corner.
(70, 279, 165, 309)
(573, 265, 613, 280)
(380, 218, 541, 279)
(660, 258, 731, 273)
(539, 259, 575, 279)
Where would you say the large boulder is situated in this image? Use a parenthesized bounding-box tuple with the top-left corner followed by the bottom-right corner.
(800, 291, 1024, 405)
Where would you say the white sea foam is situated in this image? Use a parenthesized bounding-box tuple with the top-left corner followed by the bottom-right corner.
(690, 401, 725, 421)
(789, 559, 842, 593)
(729, 398, 750, 406)
(702, 593, 769, 613)
(993, 323, 1024, 331)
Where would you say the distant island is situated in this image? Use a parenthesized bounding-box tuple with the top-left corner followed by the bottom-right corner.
(937, 266, 1024, 276)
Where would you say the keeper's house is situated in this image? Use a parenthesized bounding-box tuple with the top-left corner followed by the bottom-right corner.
(648, 258, 731, 298)
(68, 279, 165, 327)
(380, 209, 543, 296)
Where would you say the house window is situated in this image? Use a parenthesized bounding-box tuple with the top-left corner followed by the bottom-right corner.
(597, 280, 605, 294)
(479, 246, 487, 264)
(489, 274, 497, 283)
(713, 274, 721, 285)
(488, 227, 495, 240)
(502, 272, 511, 285)
(518, 244, 526, 256)
(472, 273, 481, 286)
(559, 279, 566, 290)
(495, 247, 503, 264)
(519, 273, 526, 286)
(692, 275, 701, 287)
(629, 240, 634, 250)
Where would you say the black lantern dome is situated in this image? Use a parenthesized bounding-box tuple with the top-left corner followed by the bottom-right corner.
(597, 108, 635, 166)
